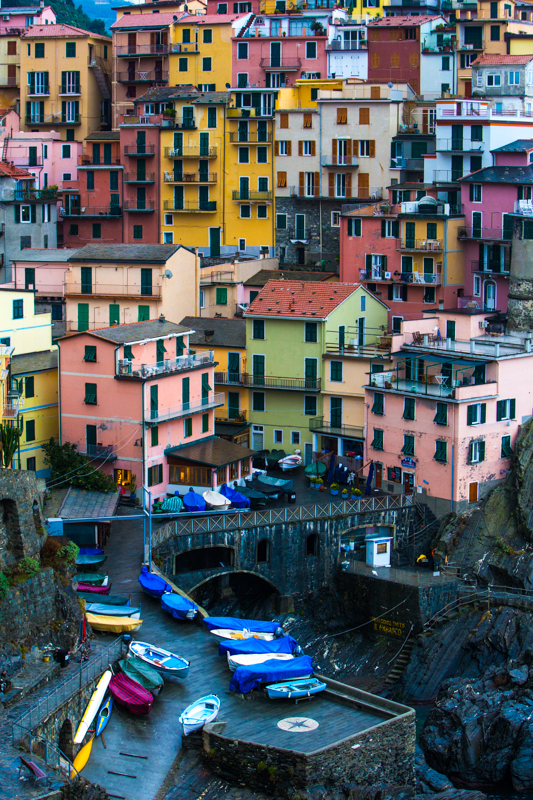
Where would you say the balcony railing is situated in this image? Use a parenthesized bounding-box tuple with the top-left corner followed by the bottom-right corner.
(228, 132, 272, 143)
(123, 200, 155, 212)
(124, 145, 156, 156)
(61, 180, 80, 191)
(514, 200, 533, 215)
(66, 282, 162, 297)
(326, 41, 367, 50)
(60, 206, 122, 218)
(2, 400, 21, 418)
(25, 114, 80, 125)
(432, 170, 465, 183)
(259, 57, 302, 70)
(13, 189, 58, 202)
(118, 351, 214, 378)
(164, 146, 217, 159)
(164, 172, 217, 183)
(80, 443, 117, 460)
(470, 260, 510, 275)
(399, 272, 442, 285)
(58, 85, 80, 95)
(436, 138, 484, 152)
(79, 155, 121, 166)
(227, 108, 274, 119)
(309, 417, 364, 439)
(115, 44, 170, 57)
(124, 172, 156, 183)
(117, 71, 169, 83)
(321, 155, 359, 167)
(325, 341, 392, 358)
(458, 226, 511, 241)
(215, 371, 245, 385)
(289, 187, 383, 201)
(437, 103, 488, 119)
(232, 190, 272, 201)
(163, 200, 217, 212)
(0, 76, 18, 87)
(148, 392, 225, 423)
(245, 374, 321, 391)
(398, 239, 443, 251)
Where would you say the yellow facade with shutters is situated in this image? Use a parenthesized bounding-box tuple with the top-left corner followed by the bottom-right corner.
(169, 19, 235, 92)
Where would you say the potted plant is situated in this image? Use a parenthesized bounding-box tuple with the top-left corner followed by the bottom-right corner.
(330, 482, 340, 496)
(351, 487, 362, 498)
(342, 488, 349, 498)
(164, 107, 176, 118)
(129, 474, 137, 500)
(310, 20, 325, 35)
(315, 477, 323, 489)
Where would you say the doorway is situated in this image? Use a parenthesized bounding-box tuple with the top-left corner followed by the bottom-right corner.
(304, 442, 312, 465)
(469, 482, 478, 503)
(375, 462, 382, 489)
(252, 424, 264, 450)
(403, 471, 414, 495)
(297, 247, 305, 265)
(484, 280, 496, 311)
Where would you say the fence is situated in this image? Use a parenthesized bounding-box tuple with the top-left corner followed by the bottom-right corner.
(152, 494, 414, 546)
(12, 637, 124, 744)
(14, 726, 80, 781)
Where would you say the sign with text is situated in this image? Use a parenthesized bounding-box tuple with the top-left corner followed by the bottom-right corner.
(401, 457, 416, 469)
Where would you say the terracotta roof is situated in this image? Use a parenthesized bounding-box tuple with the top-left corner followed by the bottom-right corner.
(0, 161, 32, 178)
(472, 54, 533, 65)
(176, 13, 243, 23)
(368, 14, 442, 26)
(23, 23, 110, 40)
(244, 280, 358, 319)
(111, 12, 177, 28)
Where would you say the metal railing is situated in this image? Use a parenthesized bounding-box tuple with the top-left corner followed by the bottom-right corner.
(398, 239, 443, 251)
(79, 154, 121, 166)
(60, 206, 122, 218)
(229, 132, 273, 143)
(66, 282, 161, 297)
(309, 417, 364, 439)
(164, 146, 217, 158)
(79, 443, 117, 459)
(164, 172, 217, 183)
(232, 190, 272, 201)
(458, 226, 511, 240)
(215, 371, 245, 385)
(245, 374, 321, 391)
(259, 57, 302, 69)
(149, 391, 224, 422)
(117, 71, 169, 83)
(152, 494, 414, 546)
(124, 172, 156, 182)
(115, 44, 170, 56)
(124, 145, 156, 156)
(163, 200, 217, 212)
(124, 200, 155, 212)
(436, 138, 483, 152)
(119, 350, 214, 377)
(470, 260, 510, 274)
(321, 154, 359, 167)
(14, 726, 80, 781)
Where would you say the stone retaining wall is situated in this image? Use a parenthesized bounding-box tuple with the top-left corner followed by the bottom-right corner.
(0, 568, 57, 643)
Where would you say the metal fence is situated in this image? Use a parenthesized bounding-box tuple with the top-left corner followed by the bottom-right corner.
(14, 726, 80, 781)
(152, 494, 414, 546)
(12, 637, 124, 744)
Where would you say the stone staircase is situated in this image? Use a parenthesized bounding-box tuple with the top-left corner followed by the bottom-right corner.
(384, 635, 416, 686)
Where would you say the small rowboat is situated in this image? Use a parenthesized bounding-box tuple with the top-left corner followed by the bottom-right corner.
(95, 696, 112, 737)
(202, 490, 231, 509)
(77, 573, 108, 586)
(228, 652, 294, 672)
(86, 613, 143, 634)
(76, 553, 107, 569)
(109, 673, 153, 716)
(129, 640, 190, 679)
(74, 670, 112, 743)
(161, 593, 197, 620)
(179, 694, 220, 736)
(304, 461, 327, 478)
(119, 656, 164, 696)
(210, 628, 276, 642)
(278, 454, 303, 472)
(138, 565, 172, 598)
(78, 547, 103, 556)
(78, 592, 129, 606)
(266, 677, 327, 700)
(85, 603, 141, 618)
(77, 582, 111, 595)
(257, 474, 293, 492)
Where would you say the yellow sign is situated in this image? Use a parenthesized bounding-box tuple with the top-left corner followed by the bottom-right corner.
(372, 617, 406, 637)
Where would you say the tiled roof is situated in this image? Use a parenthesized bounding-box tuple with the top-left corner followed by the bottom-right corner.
(177, 13, 243, 23)
(244, 270, 336, 287)
(113, 0, 206, 8)
(11, 350, 58, 375)
(180, 316, 246, 348)
(111, 12, 177, 28)
(23, 23, 110, 39)
(68, 244, 180, 263)
(0, 161, 32, 178)
(136, 85, 227, 104)
(1, 7, 46, 14)
(165, 436, 255, 464)
(493, 139, 533, 152)
(85, 131, 120, 141)
(472, 54, 533, 65)
(460, 165, 533, 184)
(245, 280, 358, 319)
(59, 319, 191, 345)
(368, 14, 441, 26)
(14, 248, 78, 262)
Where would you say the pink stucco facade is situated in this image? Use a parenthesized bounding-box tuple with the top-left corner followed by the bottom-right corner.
(0, 6, 55, 33)
(232, 34, 327, 88)
(3, 132, 82, 190)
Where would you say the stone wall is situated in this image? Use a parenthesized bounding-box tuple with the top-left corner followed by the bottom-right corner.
(0, 567, 57, 643)
(275, 196, 341, 268)
(0, 468, 46, 567)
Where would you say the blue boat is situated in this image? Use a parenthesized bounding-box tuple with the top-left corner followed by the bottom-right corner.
(138, 566, 172, 598)
(129, 640, 190, 679)
(266, 677, 326, 700)
(183, 489, 207, 512)
(219, 483, 250, 509)
(78, 547, 104, 556)
(203, 616, 282, 634)
(161, 593, 198, 620)
(218, 635, 300, 658)
(95, 696, 113, 736)
(230, 655, 314, 695)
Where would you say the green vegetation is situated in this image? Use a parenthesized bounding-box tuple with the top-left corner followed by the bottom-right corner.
(41, 535, 79, 572)
(3, 557, 41, 585)
(0, 572, 9, 600)
(2, 0, 109, 36)
(0, 422, 21, 468)
(42, 438, 116, 492)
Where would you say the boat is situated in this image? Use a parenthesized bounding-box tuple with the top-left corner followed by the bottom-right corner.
(304, 461, 327, 478)
(160, 495, 183, 513)
(78, 592, 129, 606)
(108, 673, 153, 715)
(228, 653, 294, 672)
(85, 612, 143, 634)
(95, 696, 113, 737)
(278, 454, 303, 472)
(161, 593, 198, 620)
(183, 488, 207, 512)
(138, 565, 172, 598)
(233, 483, 267, 507)
(78, 547, 103, 556)
(71, 737, 93, 778)
(203, 617, 282, 634)
(265, 449, 286, 467)
(219, 483, 250, 509)
(76, 553, 107, 568)
(129, 640, 190, 679)
(257, 474, 293, 493)
(74, 670, 112, 743)
(76, 573, 108, 586)
(85, 603, 141, 618)
(202, 490, 231, 510)
(218, 635, 300, 658)
(119, 656, 164, 696)
(210, 628, 277, 642)
(266, 677, 327, 700)
(77, 582, 111, 595)
(229, 655, 314, 695)
(179, 694, 220, 736)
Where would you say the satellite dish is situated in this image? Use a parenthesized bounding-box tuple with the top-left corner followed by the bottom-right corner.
(165, 269, 173, 279)
(225, 82, 231, 89)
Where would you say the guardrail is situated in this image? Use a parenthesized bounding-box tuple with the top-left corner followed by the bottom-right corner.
(14, 726, 80, 781)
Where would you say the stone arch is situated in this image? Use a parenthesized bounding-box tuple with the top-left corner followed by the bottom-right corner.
(173, 544, 235, 574)
(256, 538, 271, 564)
(305, 533, 319, 557)
(0, 498, 24, 560)
(189, 569, 280, 597)
(58, 718, 74, 762)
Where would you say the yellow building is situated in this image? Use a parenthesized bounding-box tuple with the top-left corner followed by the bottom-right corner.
(180, 315, 250, 445)
(0, 288, 57, 475)
(20, 23, 112, 141)
(0, 343, 17, 428)
(169, 14, 241, 92)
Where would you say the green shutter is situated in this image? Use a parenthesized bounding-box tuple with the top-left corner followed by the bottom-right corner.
(216, 287, 228, 305)
(109, 304, 120, 326)
(372, 392, 384, 414)
(496, 400, 503, 421)
(150, 384, 158, 420)
(381, 220, 386, 238)
(330, 397, 342, 428)
(182, 377, 190, 409)
(510, 398, 516, 419)
(158, 463, 163, 484)
(156, 340, 167, 364)
(479, 440, 485, 462)
(480, 403, 486, 424)
(124, 344, 133, 360)
(14, 205, 20, 223)
(467, 405, 474, 425)
(61, 71, 67, 93)
(138, 305, 150, 322)
(176, 336, 185, 357)
(78, 303, 89, 331)
(434, 403, 448, 425)
(371, 429, 383, 450)
(151, 426, 159, 447)
(202, 413, 209, 432)
(401, 435, 414, 455)
(330, 361, 342, 382)
(84, 382, 97, 404)
(252, 354, 265, 384)
(202, 372, 211, 403)
(435, 440, 447, 462)
(84, 345, 96, 362)
(141, 268, 152, 296)
(30, 204, 36, 223)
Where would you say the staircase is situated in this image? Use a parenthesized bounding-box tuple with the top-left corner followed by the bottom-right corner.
(89, 58, 111, 100)
(2, 134, 9, 162)
(384, 634, 415, 685)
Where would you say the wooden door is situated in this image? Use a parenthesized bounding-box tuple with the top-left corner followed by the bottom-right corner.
(403, 471, 414, 495)
(469, 482, 478, 503)
(128, 33, 136, 54)
(358, 172, 369, 199)
(464, 80, 472, 99)
(375, 462, 382, 489)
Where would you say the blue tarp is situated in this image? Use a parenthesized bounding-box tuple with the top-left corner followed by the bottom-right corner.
(138, 566, 172, 597)
(161, 593, 197, 619)
(183, 489, 207, 512)
(229, 655, 314, 694)
(219, 483, 250, 509)
(203, 616, 280, 633)
(218, 635, 299, 658)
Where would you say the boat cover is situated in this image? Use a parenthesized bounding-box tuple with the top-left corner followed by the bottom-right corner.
(76, 553, 106, 566)
(161, 496, 183, 512)
(203, 490, 231, 508)
(257, 475, 293, 491)
(218, 635, 299, 658)
(77, 582, 111, 595)
(78, 592, 128, 605)
(119, 656, 163, 694)
(203, 616, 280, 633)
(247, 480, 283, 496)
(138, 565, 172, 596)
(109, 673, 153, 715)
(86, 603, 140, 617)
(78, 547, 103, 555)
(161, 593, 198, 619)
(219, 483, 250, 509)
(229, 655, 314, 694)
(265, 449, 286, 465)
(183, 489, 207, 512)
(304, 461, 327, 477)
(236, 484, 267, 502)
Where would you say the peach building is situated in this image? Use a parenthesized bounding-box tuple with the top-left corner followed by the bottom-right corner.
(364, 307, 531, 514)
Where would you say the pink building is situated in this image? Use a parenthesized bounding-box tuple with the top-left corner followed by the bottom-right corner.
(58, 317, 254, 502)
(458, 139, 533, 313)
(363, 309, 530, 514)
(2, 129, 82, 191)
(0, 5, 55, 34)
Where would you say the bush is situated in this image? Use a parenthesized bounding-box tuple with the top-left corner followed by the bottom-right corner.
(41, 536, 79, 571)
(5, 557, 41, 584)
(42, 438, 116, 492)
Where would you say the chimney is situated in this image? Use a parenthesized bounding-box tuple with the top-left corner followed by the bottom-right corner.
(158, 313, 165, 323)
(204, 329, 214, 342)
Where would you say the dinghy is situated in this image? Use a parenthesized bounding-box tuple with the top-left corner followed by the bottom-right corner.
(138, 565, 172, 598)
(76, 553, 107, 568)
(179, 694, 220, 736)
(210, 628, 277, 642)
(78, 592, 129, 606)
(161, 593, 197, 620)
(278, 454, 303, 472)
(219, 483, 250, 509)
(95, 696, 112, 737)
(266, 677, 326, 700)
(71, 737, 93, 778)
(257, 474, 293, 492)
(203, 617, 282, 634)
(85, 603, 141, 618)
(119, 656, 164, 696)
(202, 490, 231, 510)
(228, 653, 294, 672)
(78, 547, 103, 556)
(183, 488, 207, 512)
(129, 640, 190, 679)
(76, 573, 108, 586)
(74, 670, 112, 743)
(230, 655, 314, 695)
(77, 582, 111, 595)
(109, 673, 153, 715)
(85, 612, 142, 634)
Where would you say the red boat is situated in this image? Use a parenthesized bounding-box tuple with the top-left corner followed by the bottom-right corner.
(77, 582, 111, 595)
(109, 673, 153, 715)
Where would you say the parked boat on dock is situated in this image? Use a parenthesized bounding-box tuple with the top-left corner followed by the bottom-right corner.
(85, 612, 143, 634)
(119, 655, 164, 695)
(228, 653, 294, 672)
(129, 640, 190, 679)
(109, 673, 153, 715)
(266, 677, 326, 700)
(138, 565, 172, 598)
(179, 695, 220, 735)
(161, 593, 197, 620)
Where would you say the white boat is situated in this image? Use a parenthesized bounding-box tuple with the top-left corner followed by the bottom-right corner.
(278, 453, 303, 472)
(202, 490, 231, 509)
(179, 694, 220, 736)
(74, 670, 112, 744)
(129, 640, 190, 679)
(210, 628, 276, 642)
(227, 652, 294, 672)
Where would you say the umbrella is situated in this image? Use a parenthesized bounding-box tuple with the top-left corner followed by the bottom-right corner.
(365, 461, 375, 496)
(327, 453, 336, 486)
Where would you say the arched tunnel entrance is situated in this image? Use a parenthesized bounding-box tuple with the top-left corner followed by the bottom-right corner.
(173, 546, 235, 574)
(191, 571, 280, 617)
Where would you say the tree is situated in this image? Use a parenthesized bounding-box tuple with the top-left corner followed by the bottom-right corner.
(42, 438, 116, 492)
(0, 423, 20, 468)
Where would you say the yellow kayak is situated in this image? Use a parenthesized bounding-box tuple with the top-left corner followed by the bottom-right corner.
(71, 736, 93, 778)
(86, 612, 143, 634)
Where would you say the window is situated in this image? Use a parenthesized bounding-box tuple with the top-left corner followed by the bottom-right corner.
(13, 299, 23, 319)
(252, 319, 265, 340)
(490, 25, 500, 40)
(303, 113, 312, 128)
(257, 205, 267, 219)
(201, 413, 209, 433)
(51, 304, 62, 321)
(305, 321, 318, 342)
(147, 464, 164, 486)
(207, 107, 217, 128)
(474, 275, 481, 297)
(257, 147, 267, 163)
(240, 204, 251, 218)
(27, 457, 36, 471)
(501, 434, 513, 458)
(150, 425, 159, 447)
(403, 396, 415, 420)
(133, 225, 143, 240)
(435, 440, 447, 463)
(23, 376, 34, 398)
(372, 392, 384, 415)
(381, 220, 399, 238)
(279, 113, 289, 129)
(306, 41, 317, 59)
(291, 431, 300, 445)
(84, 345, 96, 362)
(304, 172, 315, 197)
(304, 395, 317, 416)
(216, 287, 228, 305)
(278, 141, 289, 156)
(92, 223, 101, 239)
(402, 434, 414, 456)
(347, 218, 362, 237)
(86, 171, 94, 191)
(66, 42, 76, 57)
(371, 428, 383, 450)
(496, 398, 515, 421)
(7, 41, 16, 56)
(468, 439, 485, 464)
(337, 107, 347, 124)
(203, 28, 212, 43)
(442, 56, 450, 71)
(238, 147, 249, 164)
(470, 184, 482, 203)
(252, 391, 265, 412)
(69, 224, 78, 236)
(272, 429, 283, 445)
(467, 403, 486, 425)
(238, 42, 248, 59)
(35, 42, 44, 58)
(26, 419, 35, 442)
(331, 211, 340, 227)
(330, 361, 342, 382)
(239, 239, 246, 251)
(84, 382, 97, 404)
(434, 402, 448, 425)
(509, 71, 520, 85)
(276, 213, 287, 229)
(202, 57, 212, 71)
(184, 418, 193, 438)
(179, 57, 188, 72)
(487, 73, 501, 86)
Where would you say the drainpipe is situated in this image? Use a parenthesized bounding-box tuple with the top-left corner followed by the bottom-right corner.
(450, 443, 454, 512)
(57, 343, 62, 443)
(319, 100, 323, 259)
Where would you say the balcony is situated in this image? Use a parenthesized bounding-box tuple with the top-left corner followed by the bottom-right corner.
(163, 200, 217, 212)
(79, 155, 121, 167)
(66, 282, 162, 298)
(25, 114, 81, 125)
(470, 260, 510, 275)
(458, 226, 511, 241)
(117, 350, 214, 378)
(60, 206, 122, 218)
(289, 187, 383, 202)
(232, 191, 272, 202)
(404, 331, 532, 358)
(309, 417, 364, 439)
(321, 155, 359, 167)
(117, 71, 169, 83)
(228, 132, 272, 144)
(12, 188, 58, 202)
(0, 77, 18, 87)
(458, 39, 484, 51)
(437, 103, 488, 119)
(245, 374, 321, 391)
(399, 271, 442, 285)
(227, 108, 274, 119)
(259, 57, 302, 70)
(164, 146, 217, 159)
(325, 341, 392, 358)
(436, 138, 484, 153)
(17, 157, 43, 168)
(3, 400, 21, 419)
(368, 366, 497, 400)
(326, 41, 367, 51)
(124, 145, 156, 157)
(164, 172, 217, 183)
(515, 200, 533, 216)
(398, 239, 443, 252)
(61, 179, 80, 192)
(115, 44, 170, 57)
(124, 200, 155, 213)
(58, 85, 81, 96)
(121, 114, 175, 128)
(432, 170, 464, 183)
(124, 172, 156, 183)
(79, 443, 117, 461)
(215, 371, 245, 386)
(147, 392, 225, 423)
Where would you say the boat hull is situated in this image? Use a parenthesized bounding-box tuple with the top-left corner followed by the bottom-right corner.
(109, 673, 153, 715)
(71, 737, 93, 778)
(77, 573, 108, 585)
(129, 640, 190, 679)
(138, 565, 172, 598)
(228, 653, 294, 672)
(78, 592, 128, 605)
(95, 696, 113, 737)
(86, 603, 141, 618)
(77, 582, 111, 595)
(266, 678, 326, 700)
(179, 694, 220, 735)
(86, 613, 142, 634)
(119, 656, 164, 696)
(74, 670, 112, 744)
(210, 628, 275, 642)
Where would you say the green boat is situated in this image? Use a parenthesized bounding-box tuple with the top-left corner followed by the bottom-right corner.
(119, 655, 164, 695)
(265, 449, 286, 467)
(78, 592, 130, 606)
(304, 461, 327, 478)
(76, 573, 108, 585)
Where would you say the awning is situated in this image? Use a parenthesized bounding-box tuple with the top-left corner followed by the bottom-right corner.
(165, 436, 255, 466)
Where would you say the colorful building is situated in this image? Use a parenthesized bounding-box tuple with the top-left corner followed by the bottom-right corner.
(198, 255, 280, 317)
(172, 14, 246, 92)
(0, 4, 56, 108)
(0, 342, 18, 430)
(2, 129, 82, 196)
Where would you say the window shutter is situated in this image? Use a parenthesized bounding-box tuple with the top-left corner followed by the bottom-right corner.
(311, 140, 316, 156)
(275, 140, 279, 155)
(369, 140, 375, 157)
(14, 205, 20, 223)
(393, 220, 399, 237)
(355, 218, 361, 236)
(496, 400, 503, 421)
(387, 284, 394, 300)
(346, 173, 352, 197)
(470, 184, 474, 202)
(30, 204, 36, 223)
(329, 172, 334, 198)
(359, 107, 370, 125)
(61, 71, 66, 93)
(423, 109, 428, 133)
(382, 255, 387, 271)
(287, 140, 292, 156)
(366, 254, 372, 271)
(332, 138, 338, 163)
(381, 220, 387, 238)
(299, 172, 304, 196)
(346, 138, 352, 164)
(467, 405, 473, 425)
(61, 100, 66, 122)
(479, 440, 486, 462)
(277, 171, 287, 188)
(314, 172, 319, 197)
(353, 139, 359, 156)
(75, 71, 80, 93)
(468, 442, 474, 463)
(510, 398, 516, 418)
(480, 403, 486, 424)
(280, 112, 288, 128)
(158, 463, 163, 484)
(75, 100, 79, 120)
(29, 72, 35, 94)
(298, 140, 303, 156)
(401, 283, 408, 301)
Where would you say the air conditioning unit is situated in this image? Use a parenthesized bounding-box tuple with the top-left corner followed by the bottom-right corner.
(479, 319, 488, 328)
(385, 272, 392, 279)
(2, 15, 10, 21)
